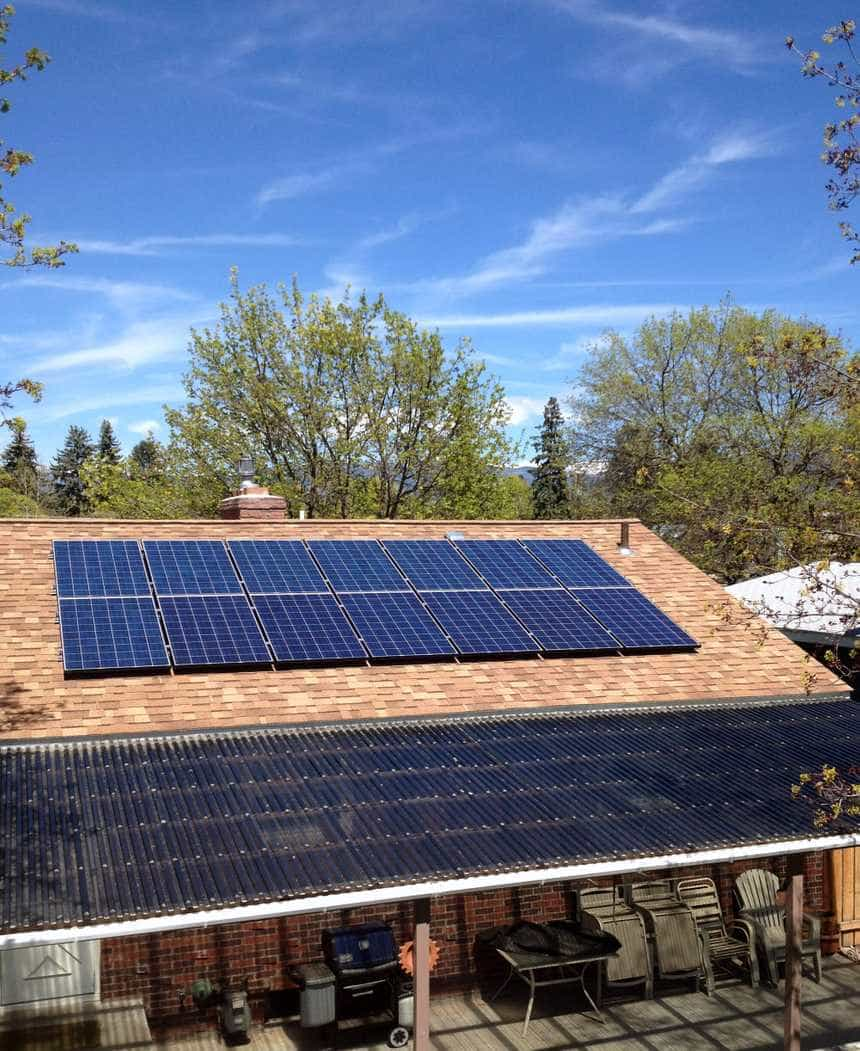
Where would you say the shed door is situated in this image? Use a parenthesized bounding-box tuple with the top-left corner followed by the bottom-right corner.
(0, 942, 99, 1007)
(834, 847, 860, 947)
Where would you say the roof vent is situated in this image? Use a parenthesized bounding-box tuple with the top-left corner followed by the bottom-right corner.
(445, 531, 465, 541)
(617, 522, 633, 556)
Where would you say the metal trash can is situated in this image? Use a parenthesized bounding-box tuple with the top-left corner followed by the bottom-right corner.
(296, 962, 336, 1028)
(397, 982, 414, 1028)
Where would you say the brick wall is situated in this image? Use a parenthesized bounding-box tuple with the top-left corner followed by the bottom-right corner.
(101, 852, 829, 1034)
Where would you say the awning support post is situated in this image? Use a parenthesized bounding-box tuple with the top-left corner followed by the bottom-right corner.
(784, 853, 804, 1051)
(413, 897, 431, 1051)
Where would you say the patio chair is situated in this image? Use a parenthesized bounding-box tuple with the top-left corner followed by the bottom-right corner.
(625, 880, 701, 989)
(734, 868, 822, 987)
(676, 877, 759, 995)
(578, 887, 654, 998)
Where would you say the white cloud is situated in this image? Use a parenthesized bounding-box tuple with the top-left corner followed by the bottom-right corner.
(27, 384, 184, 423)
(75, 233, 307, 257)
(421, 303, 681, 329)
(8, 274, 194, 311)
(542, 333, 608, 372)
(128, 419, 162, 436)
(30, 315, 203, 373)
(506, 396, 548, 426)
(257, 165, 363, 207)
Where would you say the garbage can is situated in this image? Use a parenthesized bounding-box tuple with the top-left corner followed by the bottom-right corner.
(296, 963, 336, 1028)
(397, 981, 414, 1028)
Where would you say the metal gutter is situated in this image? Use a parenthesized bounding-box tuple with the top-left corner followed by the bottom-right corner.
(2, 834, 857, 949)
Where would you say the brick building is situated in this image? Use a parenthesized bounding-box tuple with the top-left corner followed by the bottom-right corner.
(0, 493, 856, 1045)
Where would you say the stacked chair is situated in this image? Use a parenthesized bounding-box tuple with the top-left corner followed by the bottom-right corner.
(578, 886, 654, 998)
(624, 880, 702, 991)
(676, 877, 759, 995)
(734, 868, 822, 986)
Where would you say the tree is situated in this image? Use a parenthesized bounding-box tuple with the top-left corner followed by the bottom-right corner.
(787, 20, 860, 263)
(97, 419, 121, 464)
(569, 301, 859, 585)
(0, 485, 42, 517)
(1, 415, 37, 493)
(129, 434, 161, 475)
(1, 4, 76, 268)
(531, 397, 570, 518)
(166, 274, 517, 519)
(51, 425, 95, 515)
(82, 452, 219, 519)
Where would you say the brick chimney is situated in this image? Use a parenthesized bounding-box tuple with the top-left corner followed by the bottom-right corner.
(218, 457, 286, 520)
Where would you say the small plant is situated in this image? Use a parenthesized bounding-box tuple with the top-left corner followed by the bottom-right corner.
(792, 764, 860, 827)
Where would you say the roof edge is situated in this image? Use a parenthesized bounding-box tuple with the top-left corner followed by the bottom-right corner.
(3, 833, 856, 948)
(0, 517, 642, 527)
(1, 690, 852, 749)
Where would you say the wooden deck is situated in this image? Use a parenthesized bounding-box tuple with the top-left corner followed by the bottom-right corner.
(154, 956, 860, 1051)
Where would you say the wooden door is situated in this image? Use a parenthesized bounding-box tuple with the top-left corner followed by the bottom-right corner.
(833, 847, 860, 947)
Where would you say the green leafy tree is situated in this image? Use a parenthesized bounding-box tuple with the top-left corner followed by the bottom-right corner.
(82, 447, 219, 519)
(0, 485, 42, 516)
(166, 274, 517, 519)
(51, 425, 95, 516)
(97, 419, 121, 464)
(787, 20, 859, 262)
(531, 397, 570, 518)
(1, 4, 76, 268)
(569, 300, 859, 584)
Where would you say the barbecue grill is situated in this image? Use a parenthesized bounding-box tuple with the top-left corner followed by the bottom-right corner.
(322, 922, 410, 1047)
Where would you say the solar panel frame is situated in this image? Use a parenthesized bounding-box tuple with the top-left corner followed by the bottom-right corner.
(382, 540, 487, 591)
(253, 593, 367, 663)
(159, 595, 272, 667)
(143, 540, 244, 596)
(419, 590, 538, 655)
(521, 539, 631, 588)
(573, 586, 698, 650)
(53, 540, 152, 598)
(228, 540, 329, 595)
(498, 588, 621, 652)
(307, 540, 410, 593)
(58, 597, 170, 672)
(454, 540, 557, 590)
(339, 592, 457, 659)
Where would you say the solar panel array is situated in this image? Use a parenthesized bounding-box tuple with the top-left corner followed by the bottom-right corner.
(53, 537, 698, 675)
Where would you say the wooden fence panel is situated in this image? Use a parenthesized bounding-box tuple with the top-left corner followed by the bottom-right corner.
(833, 847, 860, 947)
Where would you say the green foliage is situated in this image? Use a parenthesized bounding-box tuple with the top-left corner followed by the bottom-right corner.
(0, 484, 43, 517)
(787, 20, 860, 263)
(569, 300, 859, 582)
(82, 450, 221, 520)
(129, 434, 161, 475)
(1, 4, 76, 268)
(97, 419, 121, 464)
(166, 273, 518, 519)
(51, 424, 95, 516)
(1, 414, 37, 495)
(531, 397, 570, 518)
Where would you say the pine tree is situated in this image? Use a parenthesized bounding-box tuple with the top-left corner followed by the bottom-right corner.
(1, 418, 39, 489)
(52, 425, 95, 515)
(531, 397, 570, 519)
(97, 419, 121, 464)
(129, 435, 161, 475)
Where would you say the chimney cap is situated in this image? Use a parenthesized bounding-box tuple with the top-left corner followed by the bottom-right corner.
(237, 455, 255, 490)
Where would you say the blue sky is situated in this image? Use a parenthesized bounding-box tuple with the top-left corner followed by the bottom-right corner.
(3, 0, 857, 463)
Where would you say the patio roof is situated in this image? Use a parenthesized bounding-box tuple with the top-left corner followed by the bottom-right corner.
(1, 692, 858, 947)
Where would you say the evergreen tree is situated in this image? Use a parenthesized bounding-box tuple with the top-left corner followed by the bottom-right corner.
(97, 419, 121, 464)
(531, 397, 570, 518)
(129, 435, 161, 475)
(1, 417, 39, 492)
(52, 425, 95, 515)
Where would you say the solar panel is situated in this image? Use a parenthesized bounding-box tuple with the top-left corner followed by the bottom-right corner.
(573, 587, 697, 650)
(339, 593, 456, 658)
(382, 540, 486, 591)
(143, 540, 243, 596)
(420, 590, 538, 655)
(454, 540, 556, 589)
(229, 540, 328, 594)
(521, 539, 630, 588)
(58, 598, 169, 671)
(253, 594, 366, 662)
(499, 588, 620, 652)
(307, 541, 408, 593)
(159, 595, 271, 666)
(53, 540, 152, 597)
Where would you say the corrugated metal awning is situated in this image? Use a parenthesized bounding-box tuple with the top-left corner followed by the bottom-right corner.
(1, 693, 858, 946)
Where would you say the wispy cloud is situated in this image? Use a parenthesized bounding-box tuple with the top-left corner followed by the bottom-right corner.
(26, 0, 149, 24)
(128, 419, 163, 436)
(356, 214, 424, 252)
(256, 167, 352, 206)
(7, 274, 194, 311)
(74, 233, 308, 257)
(30, 315, 203, 373)
(421, 303, 682, 329)
(542, 333, 608, 372)
(28, 384, 185, 423)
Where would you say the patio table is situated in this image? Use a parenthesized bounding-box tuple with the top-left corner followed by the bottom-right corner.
(490, 945, 618, 1036)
